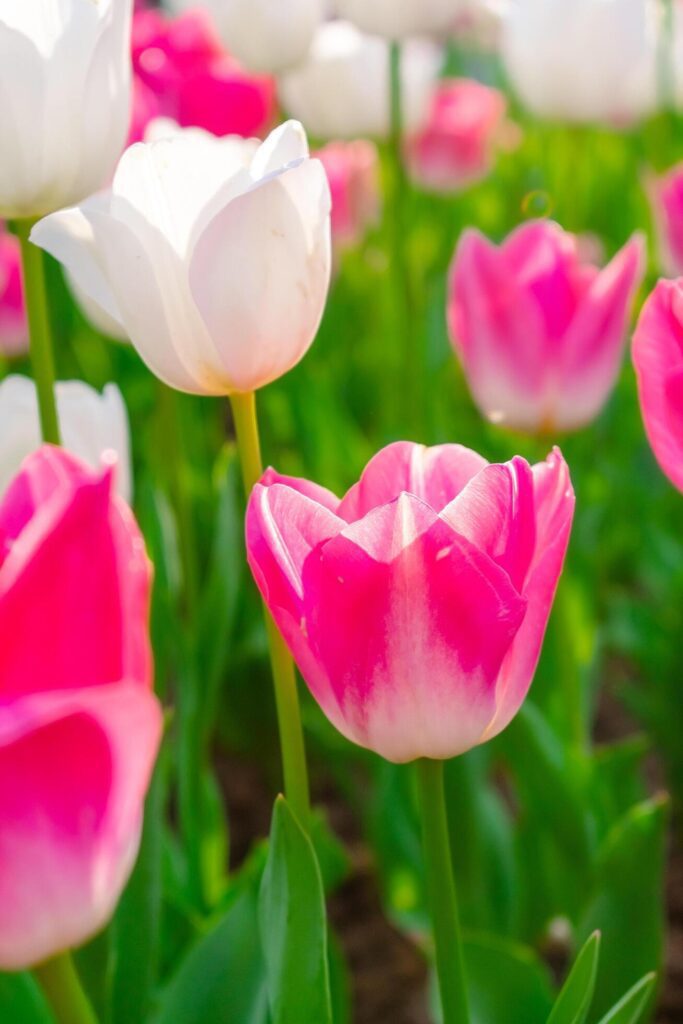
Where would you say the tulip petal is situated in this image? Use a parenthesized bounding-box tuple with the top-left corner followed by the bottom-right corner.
(337, 441, 488, 521)
(260, 467, 341, 512)
(0, 683, 161, 970)
(251, 120, 310, 179)
(632, 278, 683, 492)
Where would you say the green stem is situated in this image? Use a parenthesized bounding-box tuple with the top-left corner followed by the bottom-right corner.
(416, 759, 470, 1024)
(388, 41, 420, 438)
(229, 391, 311, 826)
(34, 954, 98, 1024)
(15, 220, 60, 444)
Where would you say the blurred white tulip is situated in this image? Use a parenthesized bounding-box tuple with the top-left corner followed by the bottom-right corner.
(0, 376, 132, 502)
(279, 21, 443, 139)
(0, 0, 133, 219)
(32, 122, 331, 396)
(334, 0, 460, 39)
(501, 0, 659, 124)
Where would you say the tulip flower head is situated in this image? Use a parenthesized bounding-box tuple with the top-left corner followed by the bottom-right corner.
(0, 0, 133, 219)
(633, 278, 683, 493)
(247, 442, 574, 763)
(0, 376, 132, 503)
(0, 447, 161, 969)
(647, 163, 683, 278)
(501, 0, 658, 125)
(0, 227, 27, 357)
(448, 221, 645, 434)
(315, 141, 381, 250)
(279, 21, 443, 140)
(335, 0, 460, 39)
(32, 121, 332, 397)
(406, 78, 510, 194)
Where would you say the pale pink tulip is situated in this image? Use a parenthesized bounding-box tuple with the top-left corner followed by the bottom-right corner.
(647, 163, 683, 278)
(315, 140, 380, 250)
(247, 442, 574, 764)
(406, 78, 509, 194)
(0, 447, 161, 970)
(632, 278, 683, 493)
(448, 220, 644, 434)
(0, 226, 27, 358)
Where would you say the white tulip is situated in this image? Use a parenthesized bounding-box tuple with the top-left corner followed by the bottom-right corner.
(31, 122, 332, 397)
(168, 0, 324, 73)
(0, 376, 132, 502)
(334, 0, 460, 39)
(279, 21, 443, 139)
(0, 0, 133, 220)
(501, 0, 659, 124)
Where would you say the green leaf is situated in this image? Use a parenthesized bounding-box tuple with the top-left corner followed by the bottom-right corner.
(595, 973, 657, 1024)
(464, 933, 555, 1024)
(577, 797, 667, 1019)
(155, 855, 269, 1024)
(259, 797, 333, 1024)
(547, 931, 601, 1024)
(0, 973, 53, 1024)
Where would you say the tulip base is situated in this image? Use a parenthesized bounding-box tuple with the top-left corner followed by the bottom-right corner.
(416, 758, 470, 1024)
(229, 391, 311, 826)
(35, 953, 98, 1024)
(15, 219, 61, 446)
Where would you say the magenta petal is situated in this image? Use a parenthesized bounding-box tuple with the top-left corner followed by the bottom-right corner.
(633, 278, 683, 493)
(487, 449, 575, 739)
(0, 684, 162, 970)
(288, 502, 527, 763)
(260, 467, 341, 513)
(337, 441, 488, 522)
(442, 456, 536, 591)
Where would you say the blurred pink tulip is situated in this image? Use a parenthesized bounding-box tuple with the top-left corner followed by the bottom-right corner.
(448, 220, 645, 434)
(0, 226, 27, 358)
(632, 278, 683, 493)
(315, 140, 380, 251)
(130, 8, 275, 143)
(647, 163, 683, 278)
(247, 441, 574, 763)
(0, 447, 161, 969)
(406, 78, 509, 194)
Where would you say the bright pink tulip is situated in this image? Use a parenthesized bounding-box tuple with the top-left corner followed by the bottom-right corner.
(647, 163, 683, 278)
(632, 278, 683, 493)
(0, 447, 161, 970)
(247, 442, 574, 763)
(130, 8, 275, 143)
(315, 140, 380, 250)
(448, 220, 645, 434)
(0, 226, 27, 358)
(406, 78, 509, 194)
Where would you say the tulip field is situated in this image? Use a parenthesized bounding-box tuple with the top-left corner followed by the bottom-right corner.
(4, 2, 683, 1023)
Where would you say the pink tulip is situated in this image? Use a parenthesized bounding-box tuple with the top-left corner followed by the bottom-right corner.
(647, 163, 683, 278)
(632, 278, 683, 493)
(0, 447, 161, 969)
(448, 220, 645, 434)
(0, 226, 27, 358)
(406, 78, 509, 194)
(130, 8, 275, 144)
(246, 442, 574, 763)
(315, 140, 380, 250)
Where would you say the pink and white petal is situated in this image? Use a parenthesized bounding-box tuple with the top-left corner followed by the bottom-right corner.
(0, 684, 161, 970)
(337, 441, 488, 522)
(633, 278, 683, 493)
(441, 456, 536, 591)
(260, 467, 341, 513)
(289, 509, 527, 763)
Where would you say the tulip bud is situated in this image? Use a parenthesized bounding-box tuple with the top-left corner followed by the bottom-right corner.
(0, 0, 133, 219)
(0, 446, 160, 970)
(246, 442, 574, 763)
(633, 278, 683, 493)
(32, 121, 332, 397)
(0, 227, 27, 357)
(647, 163, 683, 278)
(315, 140, 381, 251)
(335, 0, 460, 39)
(279, 21, 443, 140)
(448, 221, 644, 434)
(0, 376, 133, 503)
(501, 0, 659, 125)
